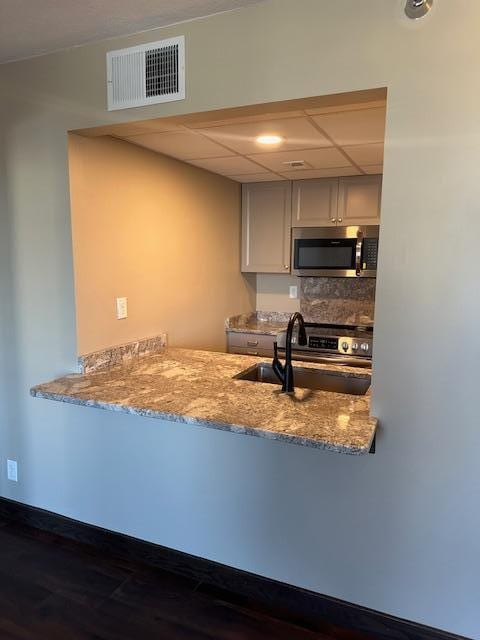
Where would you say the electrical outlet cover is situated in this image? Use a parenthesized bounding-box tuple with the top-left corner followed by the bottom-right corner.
(7, 459, 17, 482)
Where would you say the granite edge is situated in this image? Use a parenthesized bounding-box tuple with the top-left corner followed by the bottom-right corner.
(30, 387, 375, 455)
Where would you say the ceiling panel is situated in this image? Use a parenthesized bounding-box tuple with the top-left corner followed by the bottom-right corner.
(188, 156, 267, 175)
(279, 167, 362, 180)
(229, 173, 283, 182)
(362, 164, 384, 175)
(187, 111, 305, 129)
(200, 117, 331, 155)
(125, 119, 181, 133)
(125, 131, 233, 160)
(305, 100, 386, 116)
(343, 143, 384, 166)
(312, 107, 386, 146)
(249, 147, 352, 173)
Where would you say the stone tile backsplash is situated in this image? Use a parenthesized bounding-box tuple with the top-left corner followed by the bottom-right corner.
(300, 277, 375, 326)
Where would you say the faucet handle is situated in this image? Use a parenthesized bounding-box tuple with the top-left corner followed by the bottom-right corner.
(273, 340, 280, 361)
(272, 341, 285, 383)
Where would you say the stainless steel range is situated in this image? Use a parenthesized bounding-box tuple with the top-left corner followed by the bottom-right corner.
(276, 322, 373, 368)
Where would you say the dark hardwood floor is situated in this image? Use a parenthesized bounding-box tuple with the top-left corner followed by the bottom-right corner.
(0, 514, 370, 640)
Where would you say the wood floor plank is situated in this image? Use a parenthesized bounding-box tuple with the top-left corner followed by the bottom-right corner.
(0, 519, 365, 640)
(109, 570, 326, 640)
(31, 592, 217, 640)
(0, 522, 131, 608)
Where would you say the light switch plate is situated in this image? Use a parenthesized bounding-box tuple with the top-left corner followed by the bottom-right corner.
(289, 285, 298, 299)
(116, 297, 128, 320)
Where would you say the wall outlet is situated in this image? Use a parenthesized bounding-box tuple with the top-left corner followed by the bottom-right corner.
(289, 285, 298, 299)
(7, 459, 17, 482)
(116, 297, 128, 320)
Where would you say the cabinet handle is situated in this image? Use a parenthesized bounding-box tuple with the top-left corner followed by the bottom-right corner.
(247, 350, 259, 356)
(247, 340, 259, 347)
(284, 264, 289, 269)
(331, 218, 336, 223)
(338, 217, 343, 222)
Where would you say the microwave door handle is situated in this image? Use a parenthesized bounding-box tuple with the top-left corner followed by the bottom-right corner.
(355, 233, 364, 276)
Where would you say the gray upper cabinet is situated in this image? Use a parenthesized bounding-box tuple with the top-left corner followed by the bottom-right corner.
(241, 175, 382, 273)
(337, 174, 382, 226)
(292, 178, 338, 227)
(292, 174, 382, 227)
(241, 181, 292, 273)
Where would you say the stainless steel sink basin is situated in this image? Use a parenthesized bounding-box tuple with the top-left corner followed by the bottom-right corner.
(233, 363, 370, 396)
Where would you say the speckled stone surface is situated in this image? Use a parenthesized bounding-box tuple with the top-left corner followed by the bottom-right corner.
(225, 312, 291, 335)
(32, 348, 377, 455)
(300, 278, 375, 326)
(79, 334, 167, 374)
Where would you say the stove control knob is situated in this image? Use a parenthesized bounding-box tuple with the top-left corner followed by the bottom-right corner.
(341, 341, 349, 352)
(352, 342, 359, 351)
(360, 343, 370, 352)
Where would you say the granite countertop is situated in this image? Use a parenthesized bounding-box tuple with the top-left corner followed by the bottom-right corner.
(225, 311, 291, 336)
(31, 347, 377, 455)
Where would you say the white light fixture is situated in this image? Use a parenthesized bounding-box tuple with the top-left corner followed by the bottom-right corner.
(405, 0, 433, 19)
(256, 134, 284, 146)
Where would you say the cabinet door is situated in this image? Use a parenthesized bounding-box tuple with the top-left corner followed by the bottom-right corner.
(292, 178, 338, 227)
(241, 181, 292, 273)
(337, 174, 382, 226)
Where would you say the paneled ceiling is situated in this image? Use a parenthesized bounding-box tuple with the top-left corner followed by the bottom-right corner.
(75, 90, 387, 183)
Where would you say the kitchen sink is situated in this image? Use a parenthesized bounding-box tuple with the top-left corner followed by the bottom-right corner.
(233, 363, 370, 396)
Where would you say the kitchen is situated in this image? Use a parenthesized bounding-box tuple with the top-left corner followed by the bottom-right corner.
(1, 1, 479, 637)
(32, 89, 385, 455)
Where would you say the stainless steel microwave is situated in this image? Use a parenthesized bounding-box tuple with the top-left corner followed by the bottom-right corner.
(292, 226, 379, 278)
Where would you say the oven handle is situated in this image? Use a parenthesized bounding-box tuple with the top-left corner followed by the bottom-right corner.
(355, 231, 364, 276)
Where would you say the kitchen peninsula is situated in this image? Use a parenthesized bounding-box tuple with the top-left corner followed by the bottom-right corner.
(31, 346, 377, 455)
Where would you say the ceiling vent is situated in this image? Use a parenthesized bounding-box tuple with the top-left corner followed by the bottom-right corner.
(282, 160, 306, 169)
(106, 36, 185, 111)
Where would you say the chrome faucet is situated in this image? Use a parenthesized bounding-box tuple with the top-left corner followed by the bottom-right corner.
(272, 312, 308, 393)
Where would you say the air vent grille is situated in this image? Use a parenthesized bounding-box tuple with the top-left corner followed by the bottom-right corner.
(107, 36, 185, 111)
(110, 51, 145, 106)
(146, 44, 179, 97)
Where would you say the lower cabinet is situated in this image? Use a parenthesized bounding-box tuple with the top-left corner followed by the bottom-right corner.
(226, 332, 275, 357)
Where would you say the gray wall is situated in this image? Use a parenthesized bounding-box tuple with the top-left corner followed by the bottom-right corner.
(1, 1, 479, 636)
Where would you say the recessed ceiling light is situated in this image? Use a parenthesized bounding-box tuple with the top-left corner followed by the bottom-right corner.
(256, 134, 284, 146)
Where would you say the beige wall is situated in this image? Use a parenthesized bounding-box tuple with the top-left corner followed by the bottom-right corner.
(2, 2, 480, 636)
(69, 134, 255, 354)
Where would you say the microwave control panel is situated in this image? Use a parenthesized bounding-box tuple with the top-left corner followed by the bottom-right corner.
(362, 238, 378, 269)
